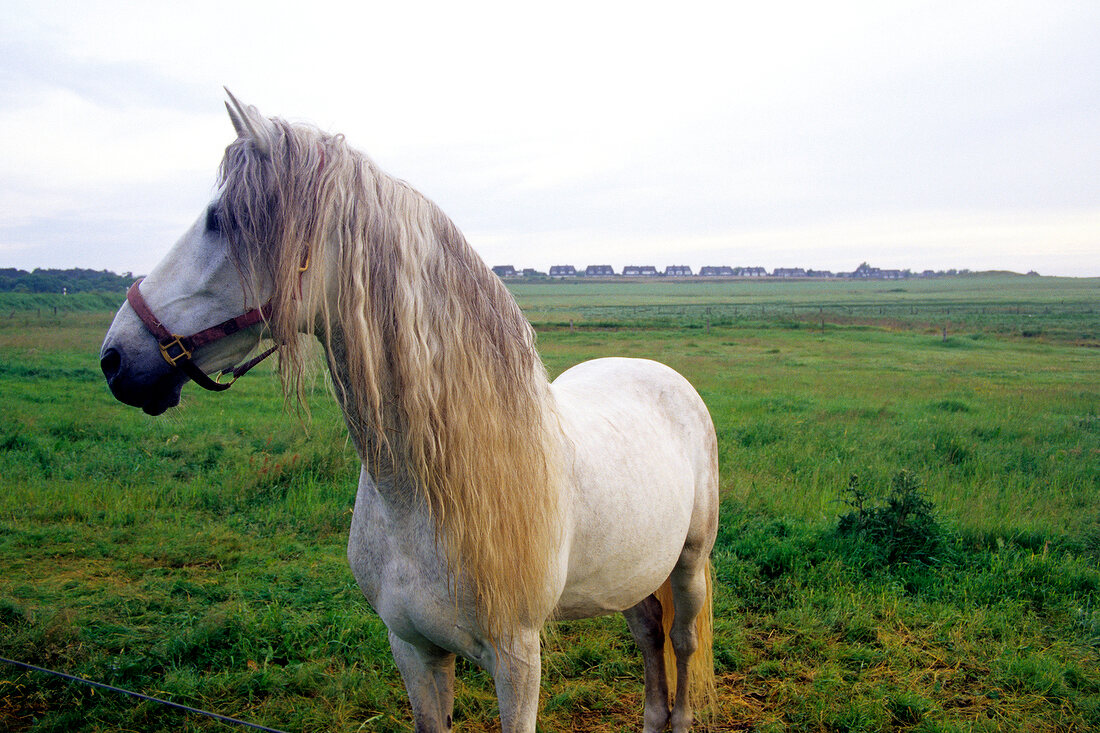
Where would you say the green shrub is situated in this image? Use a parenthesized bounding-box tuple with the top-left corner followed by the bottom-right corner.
(836, 470, 946, 567)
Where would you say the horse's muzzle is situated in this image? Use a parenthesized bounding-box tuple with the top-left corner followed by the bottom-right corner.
(100, 345, 186, 415)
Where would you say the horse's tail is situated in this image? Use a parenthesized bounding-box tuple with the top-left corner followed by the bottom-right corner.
(655, 560, 717, 717)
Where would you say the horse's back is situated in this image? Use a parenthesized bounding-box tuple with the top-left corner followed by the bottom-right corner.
(549, 357, 718, 619)
(552, 357, 715, 466)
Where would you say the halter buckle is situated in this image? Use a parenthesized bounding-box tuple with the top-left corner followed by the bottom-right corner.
(213, 371, 240, 387)
(159, 336, 192, 366)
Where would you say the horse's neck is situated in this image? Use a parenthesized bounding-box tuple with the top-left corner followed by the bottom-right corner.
(321, 330, 406, 488)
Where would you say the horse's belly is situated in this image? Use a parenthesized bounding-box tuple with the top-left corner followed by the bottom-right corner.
(553, 481, 692, 618)
(549, 358, 713, 619)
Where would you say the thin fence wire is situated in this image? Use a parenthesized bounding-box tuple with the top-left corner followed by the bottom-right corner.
(0, 656, 288, 733)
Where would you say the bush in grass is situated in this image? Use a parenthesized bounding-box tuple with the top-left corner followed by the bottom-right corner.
(837, 470, 945, 567)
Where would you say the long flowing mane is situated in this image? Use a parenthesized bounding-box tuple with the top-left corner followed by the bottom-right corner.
(216, 114, 561, 638)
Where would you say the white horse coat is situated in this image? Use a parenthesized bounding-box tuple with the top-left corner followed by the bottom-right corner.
(101, 92, 718, 733)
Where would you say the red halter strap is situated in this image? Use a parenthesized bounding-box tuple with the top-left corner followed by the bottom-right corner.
(126, 279, 278, 392)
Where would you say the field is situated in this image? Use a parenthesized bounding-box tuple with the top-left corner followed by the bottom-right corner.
(1, 276, 1098, 731)
(510, 275, 1099, 345)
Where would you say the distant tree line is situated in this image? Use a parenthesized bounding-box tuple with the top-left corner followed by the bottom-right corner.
(0, 268, 135, 294)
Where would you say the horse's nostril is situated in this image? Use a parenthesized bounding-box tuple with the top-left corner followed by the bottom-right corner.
(100, 348, 122, 381)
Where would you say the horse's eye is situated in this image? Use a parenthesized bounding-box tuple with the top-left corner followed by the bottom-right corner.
(205, 205, 221, 233)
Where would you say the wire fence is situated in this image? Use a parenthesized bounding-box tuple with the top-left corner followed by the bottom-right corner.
(0, 656, 288, 732)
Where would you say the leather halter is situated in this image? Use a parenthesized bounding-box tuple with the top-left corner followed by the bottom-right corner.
(126, 278, 280, 391)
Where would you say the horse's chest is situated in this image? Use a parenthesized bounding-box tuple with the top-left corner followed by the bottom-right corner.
(346, 476, 474, 648)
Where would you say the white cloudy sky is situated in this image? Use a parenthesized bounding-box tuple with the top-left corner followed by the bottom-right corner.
(2, 1, 1097, 276)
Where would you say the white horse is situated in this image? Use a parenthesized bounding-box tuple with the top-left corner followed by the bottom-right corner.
(100, 92, 719, 733)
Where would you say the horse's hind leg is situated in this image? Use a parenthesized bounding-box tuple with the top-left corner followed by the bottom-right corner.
(624, 594, 671, 732)
(389, 632, 456, 732)
(668, 563, 708, 733)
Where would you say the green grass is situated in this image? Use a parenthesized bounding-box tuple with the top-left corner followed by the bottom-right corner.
(1, 280, 1098, 731)
(0, 292, 127, 313)
(509, 274, 1100, 344)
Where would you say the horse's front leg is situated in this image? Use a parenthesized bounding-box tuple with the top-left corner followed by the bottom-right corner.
(389, 631, 457, 732)
(488, 628, 542, 733)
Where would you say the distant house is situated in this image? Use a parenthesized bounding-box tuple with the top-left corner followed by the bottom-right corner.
(622, 265, 659, 277)
(737, 267, 767, 277)
(549, 265, 577, 278)
(851, 263, 909, 279)
(492, 265, 519, 278)
(699, 266, 735, 277)
(664, 265, 693, 277)
(806, 269, 835, 278)
(585, 265, 616, 277)
(772, 267, 808, 278)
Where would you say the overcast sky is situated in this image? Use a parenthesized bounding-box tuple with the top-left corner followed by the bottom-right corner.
(2, 1, 1097, 276)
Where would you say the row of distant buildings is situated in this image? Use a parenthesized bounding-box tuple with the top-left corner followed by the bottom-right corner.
(492, 263, 955, 280)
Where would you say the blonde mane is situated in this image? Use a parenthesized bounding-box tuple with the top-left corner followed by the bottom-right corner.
(217, 118, 561, 639)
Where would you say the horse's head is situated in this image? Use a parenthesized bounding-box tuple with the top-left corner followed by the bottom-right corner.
(100, 91, 303, 415)
(99, 200, 273, 414)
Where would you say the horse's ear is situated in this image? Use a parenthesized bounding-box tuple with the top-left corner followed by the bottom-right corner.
(225, 101, 248, 138)
(223, 88, 273, 160)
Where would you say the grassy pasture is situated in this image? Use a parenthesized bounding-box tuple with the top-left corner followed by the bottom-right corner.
(1, 277, 1098, 732)
(512, 275, 1099, 344)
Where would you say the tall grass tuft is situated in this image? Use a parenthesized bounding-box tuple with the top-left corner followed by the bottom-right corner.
(836, 470, 946, 567)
